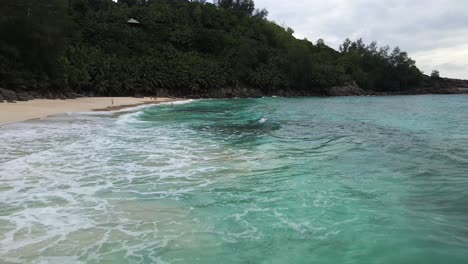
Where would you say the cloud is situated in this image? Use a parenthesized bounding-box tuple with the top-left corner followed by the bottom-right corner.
(254, 0, 468, 79)
(412, 43, 468, 78)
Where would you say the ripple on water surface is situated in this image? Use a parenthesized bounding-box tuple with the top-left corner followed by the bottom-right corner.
(1, 95, 468, 263)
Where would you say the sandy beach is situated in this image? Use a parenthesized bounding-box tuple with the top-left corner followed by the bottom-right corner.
(0, 97, 179, 125)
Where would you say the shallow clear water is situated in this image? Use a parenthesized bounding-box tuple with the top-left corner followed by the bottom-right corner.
(1, 95, 468, 264)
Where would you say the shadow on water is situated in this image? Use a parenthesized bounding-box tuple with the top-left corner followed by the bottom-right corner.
(138, 99, 281, 145)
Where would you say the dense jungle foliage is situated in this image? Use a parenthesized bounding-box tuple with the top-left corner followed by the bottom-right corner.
(0, 0, 423, 96)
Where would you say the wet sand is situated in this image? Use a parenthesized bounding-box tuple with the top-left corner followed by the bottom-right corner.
(0, 97, 180, 125)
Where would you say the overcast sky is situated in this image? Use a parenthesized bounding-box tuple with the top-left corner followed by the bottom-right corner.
(254, 0, 468, 79)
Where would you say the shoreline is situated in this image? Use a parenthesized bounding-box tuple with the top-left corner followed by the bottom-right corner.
(1, 92, 467, 126)
(0, 97, 181, 126)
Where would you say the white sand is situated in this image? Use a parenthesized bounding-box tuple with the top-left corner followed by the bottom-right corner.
(0, 97, 177, 125)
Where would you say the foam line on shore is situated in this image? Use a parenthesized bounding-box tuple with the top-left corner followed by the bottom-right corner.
(0, 97, 187, 126)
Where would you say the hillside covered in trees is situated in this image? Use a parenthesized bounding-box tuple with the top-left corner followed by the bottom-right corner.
(0, 0, 429, 98)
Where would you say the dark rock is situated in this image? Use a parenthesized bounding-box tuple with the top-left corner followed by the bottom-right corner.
(327, 81, 366, 96)
(16, 91, 34, 101)
(0, 94, 3, 102)
(248, 88, 263, 98)
(458, 88, 468, 94)
(7, 99, 17, 103)
(45, 92, 55, 99)
(398, 86, 468, 95)
(415, 76, 468, 94)
(29, 91, 42, 99)
(0, 88, 18, 101)
(65, 92, 78, 99)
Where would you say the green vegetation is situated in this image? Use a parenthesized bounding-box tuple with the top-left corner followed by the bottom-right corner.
(0, 0, 423, 96)
(431, 70, 440, 79)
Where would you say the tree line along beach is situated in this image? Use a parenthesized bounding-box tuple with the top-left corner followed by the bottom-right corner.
(1, 0, 468, 103)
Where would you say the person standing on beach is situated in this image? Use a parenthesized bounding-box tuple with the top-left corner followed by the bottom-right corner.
(111, 98, 114, 105)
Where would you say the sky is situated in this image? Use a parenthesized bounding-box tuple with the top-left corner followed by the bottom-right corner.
(254, 0, 468, 79)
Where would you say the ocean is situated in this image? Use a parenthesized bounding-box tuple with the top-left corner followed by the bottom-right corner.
(1, 95, 467, 263)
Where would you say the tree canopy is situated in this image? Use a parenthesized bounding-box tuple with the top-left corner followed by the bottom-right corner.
(0, 0, 423, 96)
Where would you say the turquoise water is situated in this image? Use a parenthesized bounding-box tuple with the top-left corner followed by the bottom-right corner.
(1, 95, 468, 263)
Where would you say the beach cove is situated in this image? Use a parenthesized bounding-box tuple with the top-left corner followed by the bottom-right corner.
(0, 97, 181, 125)
(1, 95, 468, 263)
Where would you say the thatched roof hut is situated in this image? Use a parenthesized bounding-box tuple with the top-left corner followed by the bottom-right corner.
(127, 18, 141, 26)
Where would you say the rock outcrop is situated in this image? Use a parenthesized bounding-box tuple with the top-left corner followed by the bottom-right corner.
(401, 87, 468, 95)
(327, 81, 367, 96)
(207, 87, 266, 98)
(327, 82, 365, 96)
(1, 76, 467, 101)
(421, 77, 468, 89)
(0, 88, 18, 101)
(16, 91, 34, 101)
(152, 82, 372, 98)
(154, 87, 268, 98)
(0, 88, 86, 102)
(396, 77, 468, 95)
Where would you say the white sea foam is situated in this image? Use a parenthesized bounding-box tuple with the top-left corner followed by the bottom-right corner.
(159, 99, 196, 106)
(69, 102, 155, 116)
(112, 102, 157, 113)
(0, 99, 235, 262)
(115, 110, 144, 125)
(115, 99, 196, 125)
(70, 99, 195, 117)
(2, 96, 467, 262)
